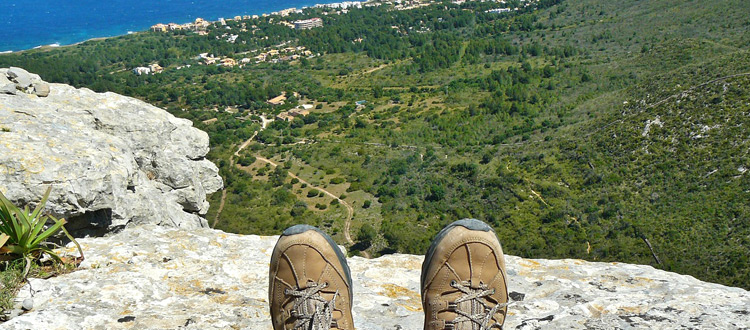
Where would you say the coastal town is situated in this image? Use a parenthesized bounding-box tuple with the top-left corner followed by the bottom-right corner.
(134, 0, 535, 76)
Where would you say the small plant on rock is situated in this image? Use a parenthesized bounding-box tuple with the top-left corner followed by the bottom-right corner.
(0, 187, 84, 276)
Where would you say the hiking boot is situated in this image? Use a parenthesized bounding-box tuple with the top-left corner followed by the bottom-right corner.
(421, 219, 509, 330)
(269, 225, 354, 330)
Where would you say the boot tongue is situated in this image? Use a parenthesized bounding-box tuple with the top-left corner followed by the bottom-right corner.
(470, 277, 480, 289)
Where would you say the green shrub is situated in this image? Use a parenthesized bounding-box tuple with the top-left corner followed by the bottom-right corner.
(307, 189, 321, 198)
(0, 188, 84, 275)
(357, 223, 376, 248)
(238, 155, 256, 166)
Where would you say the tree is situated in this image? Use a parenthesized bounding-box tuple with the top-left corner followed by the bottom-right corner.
(357, 223, 376, 248)
(270, 166, 288, 187)
(239, 155, 256, 166)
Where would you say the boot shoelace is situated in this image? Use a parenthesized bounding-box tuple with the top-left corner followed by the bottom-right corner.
(445, 280, 512, 330)
(284, 281, 341, 329)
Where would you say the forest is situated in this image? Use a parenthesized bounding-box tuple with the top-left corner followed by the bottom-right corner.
(1, 0, 749, 289)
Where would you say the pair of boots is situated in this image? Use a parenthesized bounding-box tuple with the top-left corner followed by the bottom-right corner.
(269, 219, 509, 330)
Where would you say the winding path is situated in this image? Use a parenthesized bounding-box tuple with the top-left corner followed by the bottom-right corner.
(211, 115, 367, 256)
(253, 156, 356, 246)
(211, 116, 270, 228)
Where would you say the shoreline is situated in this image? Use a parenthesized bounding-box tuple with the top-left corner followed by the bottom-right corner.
(0, 0, 366, 54)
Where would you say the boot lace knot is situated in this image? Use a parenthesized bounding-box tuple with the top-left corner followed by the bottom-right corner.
(444, 280, 510, 330)
(284, 281, 341, 329)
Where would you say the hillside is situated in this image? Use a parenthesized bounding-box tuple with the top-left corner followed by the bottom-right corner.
(0, 0, 748, 289)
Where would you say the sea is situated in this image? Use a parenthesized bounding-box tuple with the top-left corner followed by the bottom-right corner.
(0, 0, 342, 53)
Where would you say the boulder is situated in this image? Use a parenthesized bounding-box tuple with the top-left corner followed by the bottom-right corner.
(7, 66, 32, 88)
(4, 225, 749, 329)
(32, 82, 50, 97)
(0, 69, 223, 235)
(0, 73, 15, 95)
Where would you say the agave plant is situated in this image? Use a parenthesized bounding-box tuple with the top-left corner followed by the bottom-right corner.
(0, 187, 83, 275)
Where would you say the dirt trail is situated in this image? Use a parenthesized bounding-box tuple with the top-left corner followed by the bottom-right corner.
(254, 157, 353, 240)
(212, 116, 368, 257)
(253, 156, 369, 258)
(212, 116, 269, 228)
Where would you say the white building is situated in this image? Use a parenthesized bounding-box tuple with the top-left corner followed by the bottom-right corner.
(132, 67, 151, 75)
(294, 18, 323, 30)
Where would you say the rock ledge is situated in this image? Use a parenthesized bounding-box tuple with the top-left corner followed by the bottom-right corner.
(0, 69, 222, 234)
(4, 225, 749, 329)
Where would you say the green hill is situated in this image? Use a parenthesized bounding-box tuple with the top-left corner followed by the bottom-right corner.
(1, 0, 748, 288)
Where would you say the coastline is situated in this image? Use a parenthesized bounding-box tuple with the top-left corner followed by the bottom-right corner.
(0, 0, 364, 54)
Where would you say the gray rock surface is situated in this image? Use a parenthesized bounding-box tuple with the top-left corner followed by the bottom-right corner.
(32, 82, 49, 97)
(1, 67, 48, 96)
(6, 67, 32, 88)
(0, 69, 222, 234)
(4, 225, 748, 329)
(20, 299, 33, 312)
(0, 73, 15, 95)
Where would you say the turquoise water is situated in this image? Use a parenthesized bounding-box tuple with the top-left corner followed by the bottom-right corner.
(1, 0, 337, 52)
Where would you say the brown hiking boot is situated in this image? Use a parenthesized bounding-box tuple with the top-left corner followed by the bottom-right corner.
(421, 219, 509, 330)
(269, 225, 354, 330)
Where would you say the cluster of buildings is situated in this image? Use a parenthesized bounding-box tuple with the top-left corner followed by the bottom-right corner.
(136, 0, 537, 76)
(393, 0, 432, 11)
(486, 8, 512, 13)
(150, 18, 212, 33)
(253, 46, 313, 64)
(132, 63, 164, 75)
(483, 0, 539, 13)
(314, 1, 364, 9)
(197, 53, 244, 67)
(271, 8, 303, 17)
(276, 105, 314, 121)
(191, 45, 312, 70)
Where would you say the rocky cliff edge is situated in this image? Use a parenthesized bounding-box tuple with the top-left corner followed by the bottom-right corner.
(2, 225, 749, 329)
(0, 68, 222, 235)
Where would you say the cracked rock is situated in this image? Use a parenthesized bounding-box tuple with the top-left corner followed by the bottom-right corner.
(0, 68, 222, 235)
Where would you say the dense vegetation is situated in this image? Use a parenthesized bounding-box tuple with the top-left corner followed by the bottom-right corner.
(2, 0, 749, 288)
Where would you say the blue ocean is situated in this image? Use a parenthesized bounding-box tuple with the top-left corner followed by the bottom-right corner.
(0, 0, 339, 52)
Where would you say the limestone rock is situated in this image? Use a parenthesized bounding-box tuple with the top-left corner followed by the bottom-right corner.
(5, 225, 749, 329)
(21, 299, 33, 311)
(6, 67, 32, 88)
(32, 82, 49, 97)
(0, 69, 222, 235)
(0, 73, 14, 95)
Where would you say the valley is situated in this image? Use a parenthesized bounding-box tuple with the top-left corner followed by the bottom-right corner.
(1, 0, 748, 289)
